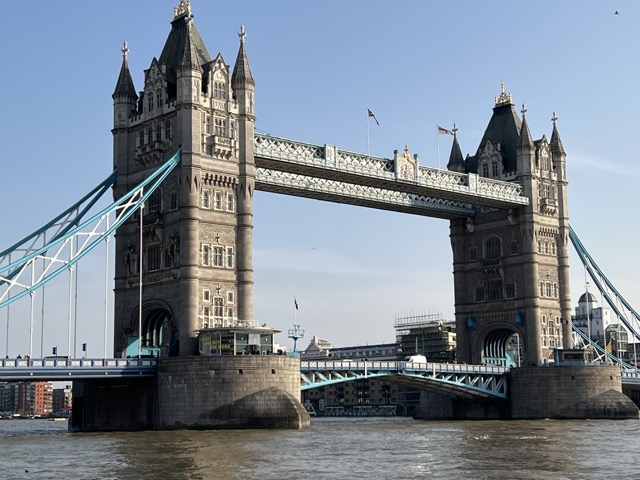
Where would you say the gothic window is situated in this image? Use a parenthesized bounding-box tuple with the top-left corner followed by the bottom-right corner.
(213, 297, 224, 318)
(147, 244, 161, 271)
(491, 162, 498, 177)
(482, 163, 489, 177)
(148, 92, 154, 112)
(155, 123, 162, 142)
(148, 189, 161, 214)
(485, 237, 501, 259)
(203, 290, 211, 302)
(202, 244, 210, 266)
(551, 241, 557, 256)
(170, 191, 178, 210)
(215, 118, 227, 136)
(202, 190, 210, 209)
(540, 282, 545, 296)
(213, 246, 224, 267)
(214, 81, 226, 99)
(214, 191, 223, 210)
(487, 279, 503, 300)
(544, 241, 549, 255)
(202, 306, 210, 328)
(156, 90, 163, 109)
(506, 282, 516, 299)
(165, 121, 172, 140)
(138, 130, 144, 148)
(226, 192, 235, 212)
(226, 247, 234, 268)
(226, 307, 234, 319)
(542, 315, 547, 324)
(205, 115, 212, 135)
(227, 291, 234, 304)
(546, 282, 552, 297)
(553, 283, 559, 298)
(145, 129, 151, 144)
(475, 287, 485, 302)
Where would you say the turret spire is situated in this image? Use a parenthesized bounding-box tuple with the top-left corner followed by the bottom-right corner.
(113, 41, 137, 99)
(517, 103, 534, 150)
(447, 123, 466, 173)
(232, 25, 255, 87)
(550, 112, 566, 156)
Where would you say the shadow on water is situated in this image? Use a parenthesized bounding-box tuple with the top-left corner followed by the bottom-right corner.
(2, 418, 640, 479)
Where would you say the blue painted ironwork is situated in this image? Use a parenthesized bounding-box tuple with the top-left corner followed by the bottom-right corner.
(571, 323, 637, 370)
(570, 226, 640, 343)
(300, 360, 509, 399)
(0, 148, 181, 310)
(0, 357, 157, 380)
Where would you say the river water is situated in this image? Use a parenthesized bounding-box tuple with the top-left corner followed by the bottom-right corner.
(1, 417, 638, 480)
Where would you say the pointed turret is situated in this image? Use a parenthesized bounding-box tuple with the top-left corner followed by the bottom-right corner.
(516, 104, 536, 177)
(517, 104, 534, 151)
(447, 124, 466, 173)
(550, 112, 566, 157)
(158, 0, 211, 98)
(467, 82, 522, 174)
(113, 41, 137, 100)
(232, 25, 255, 90)
(178, 20, 202, 72)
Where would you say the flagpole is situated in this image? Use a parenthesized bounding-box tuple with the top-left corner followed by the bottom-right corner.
(367, 109, 370, 157)
(436, 127, 440, 169)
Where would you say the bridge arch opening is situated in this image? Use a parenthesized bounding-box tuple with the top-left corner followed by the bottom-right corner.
(479, 328, 522, 367)
(125, 301, 178, 358)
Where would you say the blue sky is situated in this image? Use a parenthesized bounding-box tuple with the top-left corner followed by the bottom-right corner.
(1, 1, 639, 356)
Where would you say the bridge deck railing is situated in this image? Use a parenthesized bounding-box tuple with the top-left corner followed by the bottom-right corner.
(0, 358, 157, 369)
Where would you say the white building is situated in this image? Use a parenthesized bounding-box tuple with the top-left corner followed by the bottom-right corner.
(572, 291, 611, 341)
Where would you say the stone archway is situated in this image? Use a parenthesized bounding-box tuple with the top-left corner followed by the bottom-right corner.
(476, 326, 524, 367)
(129, 301, 178, 357)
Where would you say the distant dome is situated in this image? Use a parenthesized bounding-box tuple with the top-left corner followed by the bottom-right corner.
(578, 292, 597, 304)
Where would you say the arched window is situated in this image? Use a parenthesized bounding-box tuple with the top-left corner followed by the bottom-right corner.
(485, 237, 501, 259)
(491, 162, 498, 177)
(147, 92, 154, 112)
(482, 163, 489, 177)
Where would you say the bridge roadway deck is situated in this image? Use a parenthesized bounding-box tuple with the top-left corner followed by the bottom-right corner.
(1, 358, 637, 392)
(254, 133, 529, 219)
(0, 358, 157, 380)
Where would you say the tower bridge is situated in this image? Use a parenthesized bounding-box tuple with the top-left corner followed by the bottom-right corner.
(1, 2, 639, 429)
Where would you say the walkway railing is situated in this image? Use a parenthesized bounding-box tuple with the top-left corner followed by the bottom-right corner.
(0, 357, 157, 380)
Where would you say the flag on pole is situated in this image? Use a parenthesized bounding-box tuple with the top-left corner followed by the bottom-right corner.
(437, 125, 454, 135)
(368, 108, 380, 126)
(294, 297, 299, 310)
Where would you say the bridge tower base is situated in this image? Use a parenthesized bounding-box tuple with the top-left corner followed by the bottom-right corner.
(70, 356, 310, 431)
(156, 355, 310, 430)
(510, 365, 639, 419)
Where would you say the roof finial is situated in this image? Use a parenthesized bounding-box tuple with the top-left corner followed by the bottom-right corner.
(173, 0, 191, 20)
(453, 123, 458, 136)
(495, 81, 513, 106)
(552, 111, 558, 126)
(521, 103, 527, 117)
(238, 25, 246, 43)
(121, 41, 129, 59)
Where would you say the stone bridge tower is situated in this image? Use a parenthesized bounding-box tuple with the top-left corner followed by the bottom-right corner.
(448, 84, 572, 367)
(111, 2, 255, 357)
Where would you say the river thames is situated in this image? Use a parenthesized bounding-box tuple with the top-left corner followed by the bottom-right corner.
(1, 417, 638, 479)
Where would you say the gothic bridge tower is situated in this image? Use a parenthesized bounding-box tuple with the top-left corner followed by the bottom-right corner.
(448, 84, 572, 367)
(111, 2, 255, 357)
